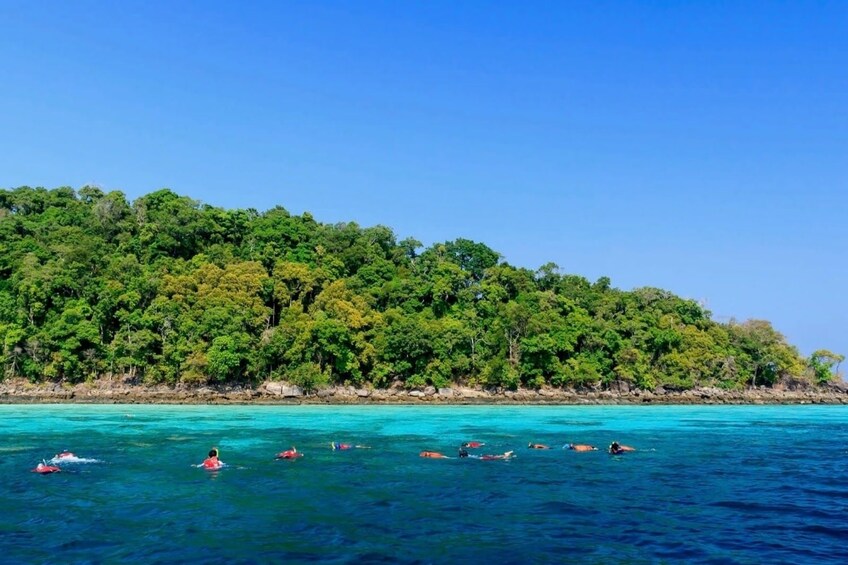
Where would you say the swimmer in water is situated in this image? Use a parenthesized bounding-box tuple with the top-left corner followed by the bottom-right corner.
(419, 451, 449, 459)
(528, 443, 550, 449)
(276, 447, 302, 459)
(564, 443, 598, 452)
(331, 442, 371, 450)
(461, 441, 485, 449)
(608, 441, 636, 455)
(480, 451, 515, 461)
(202, 448, 222, 469)
(33, 461, 61, 474)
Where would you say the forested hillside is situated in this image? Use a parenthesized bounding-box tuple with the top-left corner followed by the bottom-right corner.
(0, 186, 842, 390)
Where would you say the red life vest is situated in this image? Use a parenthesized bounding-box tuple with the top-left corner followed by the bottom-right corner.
(32, 464, 61, 474)
(202, 457, 222, 469)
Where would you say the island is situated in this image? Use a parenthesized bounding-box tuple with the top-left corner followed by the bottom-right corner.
(0, 186, 843, 404)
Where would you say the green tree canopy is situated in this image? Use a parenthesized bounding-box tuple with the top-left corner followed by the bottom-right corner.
(0, 185, 827, 391)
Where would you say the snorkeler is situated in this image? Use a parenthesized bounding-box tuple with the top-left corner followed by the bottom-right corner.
(608, 442, 636, 455)
(331, 442, 370, 450)
(275, 447, 302, 460)
(564, 443, 598, 452)
(32, 461, 61, 474)
(461, 441, 485, 448)
(480, 451, 515, 461)
(419, 451, 449, 459)
(202, 448, 223, 469)
(54, 450, 76, 460)
(528, 443, 550, 449)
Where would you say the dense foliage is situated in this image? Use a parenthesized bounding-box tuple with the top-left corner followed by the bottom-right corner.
(0, 186, 841, 390)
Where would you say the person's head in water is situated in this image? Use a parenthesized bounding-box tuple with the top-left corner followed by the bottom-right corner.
(610, 442, 619, 450)
(209, 448, 219, 458)
(459, 448, 468, 458)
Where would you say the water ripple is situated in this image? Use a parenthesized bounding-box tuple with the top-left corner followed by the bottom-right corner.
(2, 404, 848, 563)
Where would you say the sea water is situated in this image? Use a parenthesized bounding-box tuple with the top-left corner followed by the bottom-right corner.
(1, 404, 847, 563)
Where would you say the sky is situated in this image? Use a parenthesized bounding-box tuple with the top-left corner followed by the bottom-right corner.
(0, 1, 845, 358)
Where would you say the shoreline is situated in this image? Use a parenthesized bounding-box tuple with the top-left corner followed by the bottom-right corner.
(1, 379, 847, 405)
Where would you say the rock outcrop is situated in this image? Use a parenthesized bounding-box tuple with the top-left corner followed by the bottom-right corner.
(1, 378, 846, 405)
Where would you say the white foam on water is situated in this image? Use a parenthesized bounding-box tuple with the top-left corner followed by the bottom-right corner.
(48, 456, 101, 464)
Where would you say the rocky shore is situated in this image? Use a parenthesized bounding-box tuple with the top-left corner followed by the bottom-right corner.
(1, 378, 847, 405)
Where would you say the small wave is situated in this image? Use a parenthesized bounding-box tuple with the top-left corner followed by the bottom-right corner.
(0, 446, 33, 453)
(795, 486, 848, 500)
(711, 500, 840, 521)
(798, 523, 848, 540)
(55, 538, 119, 551)
(535, 500, 586, 514)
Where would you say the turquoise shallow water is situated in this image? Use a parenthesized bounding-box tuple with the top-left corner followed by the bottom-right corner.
(2, 405, 848, 563)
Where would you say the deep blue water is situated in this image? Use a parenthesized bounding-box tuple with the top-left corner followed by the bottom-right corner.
(2, 405, 848, 563)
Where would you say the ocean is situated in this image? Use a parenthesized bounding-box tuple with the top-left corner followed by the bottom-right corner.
(2, 404, 847, 563)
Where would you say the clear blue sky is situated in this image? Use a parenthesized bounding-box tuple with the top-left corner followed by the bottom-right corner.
(1, 1, 846, 358)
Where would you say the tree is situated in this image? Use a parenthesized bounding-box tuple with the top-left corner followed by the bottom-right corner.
(728, 320, 805, 388)
(0, 185, 821, 391)
(442, 238, 500, 282)
(273, 261, 324, 309)
(207, 334, 249, 382)
(808, 350, 845, 384)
